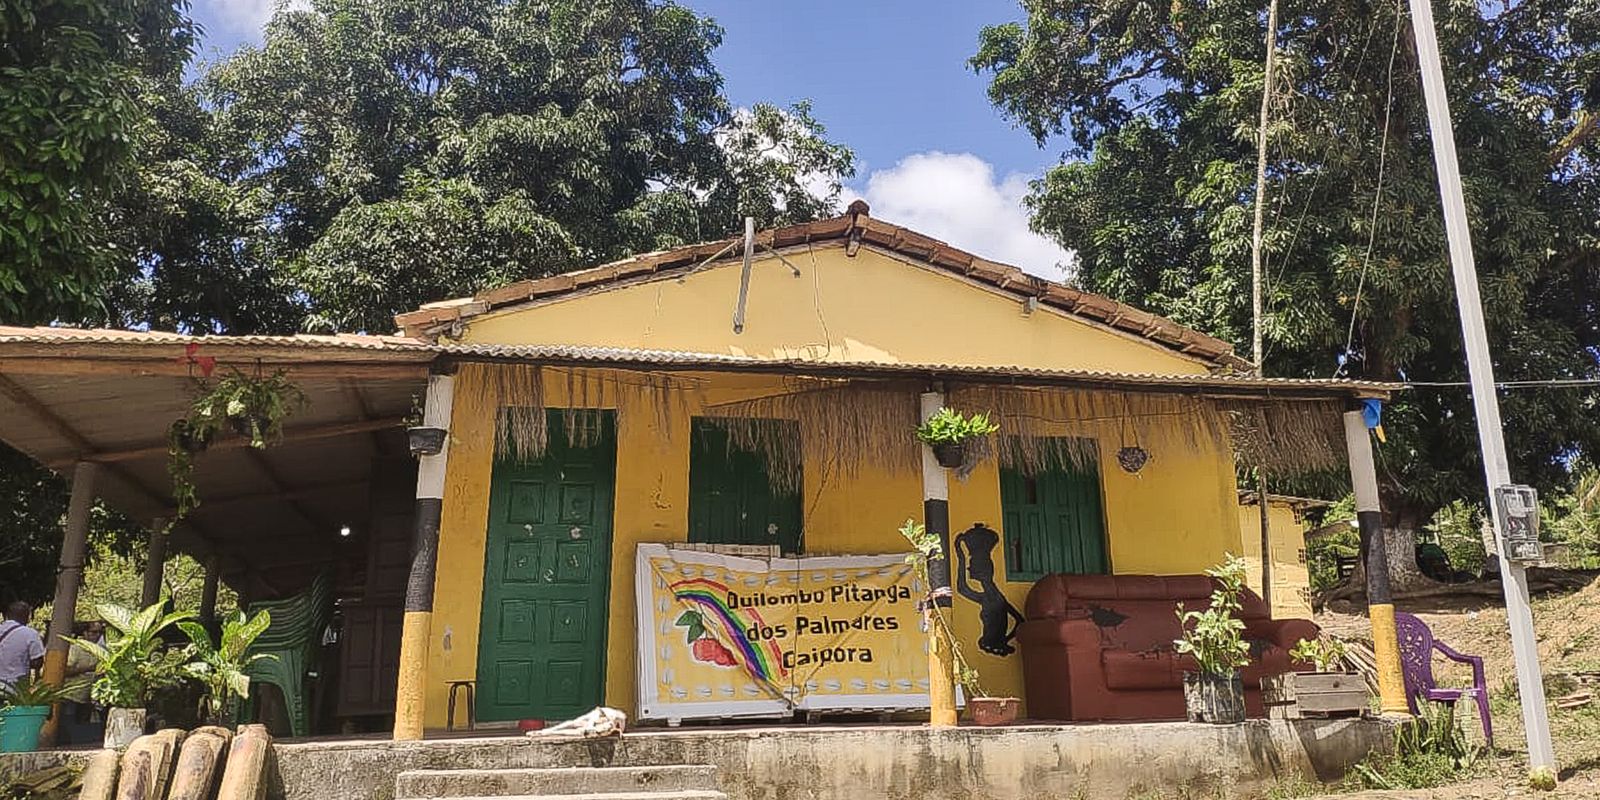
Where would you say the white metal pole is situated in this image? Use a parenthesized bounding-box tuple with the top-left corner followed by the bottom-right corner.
(1404, 0, 1554, 770)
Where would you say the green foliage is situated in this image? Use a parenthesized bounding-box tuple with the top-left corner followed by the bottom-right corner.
(915, 408, 1000, 445)
(1423, 500, 1488, 577)
(116, 0, 856, 335)
(0, 0, 196, 324)
(64, 602, 194, 709)
(1349, 701, 1480, 790)
(1307, 523, 1359, 594)
(1289, 636, 1348, 672)
(1545, 467, 1600, 568)
(973, 0, 1600, 518)
(0, 675, 78, 708)
(167, 369, 308, 521)
(1174, 555, 1251, 676)
(0, 443, 143, 606)
(179, 610, 273, 724)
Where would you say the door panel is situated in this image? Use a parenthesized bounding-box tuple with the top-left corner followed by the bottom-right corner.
(477, 411, 615, 722)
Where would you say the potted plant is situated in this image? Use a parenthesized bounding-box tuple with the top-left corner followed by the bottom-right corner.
(178, 610, 275, 725)
(915, 408, 1000, 469)
(192, 369, 308, 448)
(65, 602, 196, 748)
(404, 394, 445, 457)
(1174, 555, 1251, 724)
(899, 519, 1019, 726)
(1262, 637, 1369, 719)
(0, 677, 77, 753)
(168, 369, 308, 521)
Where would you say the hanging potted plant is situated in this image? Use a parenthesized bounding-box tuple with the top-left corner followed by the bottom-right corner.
(899, 519, 1020, 727)
(915, 408, 1000, 469)
(65, 602, 196, 748)
(1174, 555, 1252, 724)
(167, 368, 308, 522)
(404, 394, 445, 457)
(0, 677, 78, 753)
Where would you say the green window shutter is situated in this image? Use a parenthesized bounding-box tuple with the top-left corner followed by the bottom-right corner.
(1000, 437, 1109, 581)
(688, 418, 803, 553)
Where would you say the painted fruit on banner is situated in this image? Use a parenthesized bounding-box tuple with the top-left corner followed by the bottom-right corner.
(634, 544, 932, 720)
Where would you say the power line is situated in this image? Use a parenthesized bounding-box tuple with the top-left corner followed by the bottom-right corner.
(1402, 378, 1600, 390)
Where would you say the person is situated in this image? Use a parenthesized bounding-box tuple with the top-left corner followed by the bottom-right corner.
(0, 601, 45, 690)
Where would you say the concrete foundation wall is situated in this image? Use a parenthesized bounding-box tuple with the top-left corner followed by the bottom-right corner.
(266, 720, 1390, 800)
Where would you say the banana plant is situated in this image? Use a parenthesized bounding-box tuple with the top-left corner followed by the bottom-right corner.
(179, 611, 275, 725)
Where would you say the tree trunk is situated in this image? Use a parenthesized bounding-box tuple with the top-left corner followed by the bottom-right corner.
(1382, 521, 1433, 593)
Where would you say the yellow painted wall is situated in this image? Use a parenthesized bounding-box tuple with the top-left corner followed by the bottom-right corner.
(423, 366, 1244, 728)
(1237, 502, 1314, 619)
(459, 245, 1210, 376)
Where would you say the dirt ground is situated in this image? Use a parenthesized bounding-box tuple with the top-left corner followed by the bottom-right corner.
(1299, 574, 1600, 799)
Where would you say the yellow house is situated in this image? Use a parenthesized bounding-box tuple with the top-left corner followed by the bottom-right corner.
(384, 205, 1391, 731)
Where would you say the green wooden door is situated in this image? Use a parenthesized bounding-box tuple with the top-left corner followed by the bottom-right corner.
(687, 418, 803, 553)
(477, 411, 615, 722)
(1000, 441, 1109, 581)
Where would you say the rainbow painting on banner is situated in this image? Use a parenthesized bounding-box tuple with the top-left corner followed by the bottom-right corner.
(634, 543, 934, 721)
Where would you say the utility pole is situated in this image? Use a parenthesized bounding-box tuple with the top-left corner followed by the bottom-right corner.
(1404, 0, 1555, 775)
(1250, 0, 1280, 606)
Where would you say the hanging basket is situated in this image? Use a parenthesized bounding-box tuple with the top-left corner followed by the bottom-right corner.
(1116, 446, 1150, 474)
(930, 441, 966, 469)
(408, 426, 448, 457)
(1183, 671, 1246, 724)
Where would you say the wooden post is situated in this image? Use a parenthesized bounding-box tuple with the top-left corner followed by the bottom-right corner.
(919, 390, 958, 728)
(393, 363, 455, 741)
(199, 555, 222, 625)
(39, 461, 97, 746)
(1343, 410, 1409, 715)
(141, 519, 169, 608)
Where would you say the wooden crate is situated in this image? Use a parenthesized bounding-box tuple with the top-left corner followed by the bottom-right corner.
(1262, 672, 1369, 719)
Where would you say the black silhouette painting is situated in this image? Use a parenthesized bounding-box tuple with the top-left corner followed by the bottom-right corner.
(954, 523, 1024, 656)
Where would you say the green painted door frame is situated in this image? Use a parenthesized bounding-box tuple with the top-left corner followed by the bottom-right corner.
(476, 411, 616, 722)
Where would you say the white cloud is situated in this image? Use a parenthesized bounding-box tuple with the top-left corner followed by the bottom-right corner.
(194, 0, 306, 40)
(842, 152, 1075, 281)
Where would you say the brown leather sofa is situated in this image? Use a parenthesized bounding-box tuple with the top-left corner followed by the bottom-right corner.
(1019, 574, 1319, 721)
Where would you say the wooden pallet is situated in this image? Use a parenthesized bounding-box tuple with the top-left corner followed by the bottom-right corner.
(1262, 672, 1369, 719)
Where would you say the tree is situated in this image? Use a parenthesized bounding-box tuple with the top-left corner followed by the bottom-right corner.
(972, 0, 1600, 586)
(0, 0, 197, 324)
(124, 0, 856, 335)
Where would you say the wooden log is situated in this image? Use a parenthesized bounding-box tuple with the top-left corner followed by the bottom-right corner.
(116, 729, 186, 800)
(168, 726, 234, 800)
(79, 749, 122, 800)
(113, 750, 150, 800)
(217, 724, 273, 800)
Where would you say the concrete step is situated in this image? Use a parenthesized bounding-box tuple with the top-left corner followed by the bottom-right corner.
(416, 793, 725, 800)
(395, 766, 721, 799)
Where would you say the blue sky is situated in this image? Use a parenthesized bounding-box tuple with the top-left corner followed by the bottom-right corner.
(186, 0, 1072, 276)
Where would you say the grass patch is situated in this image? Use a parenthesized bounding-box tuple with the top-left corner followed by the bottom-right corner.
(1344, 702, 1484, 791)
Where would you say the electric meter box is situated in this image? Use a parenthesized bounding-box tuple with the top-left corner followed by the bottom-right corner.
(1493, 484, 1544, 564)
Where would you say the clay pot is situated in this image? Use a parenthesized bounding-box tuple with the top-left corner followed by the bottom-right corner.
(967, 696, 1020, 727)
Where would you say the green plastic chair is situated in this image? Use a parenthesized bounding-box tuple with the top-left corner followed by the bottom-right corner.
(239, 572, 332, 737)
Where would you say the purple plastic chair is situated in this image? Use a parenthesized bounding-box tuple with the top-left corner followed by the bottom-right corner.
(1394, 612, 1493, 748)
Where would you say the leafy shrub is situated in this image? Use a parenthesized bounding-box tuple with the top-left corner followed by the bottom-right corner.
(1174, 556, 1251, 676)
(1424, 500, 1487, 578)
(1349, 701, 1479, 790)
(914, 408, 999, 445)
